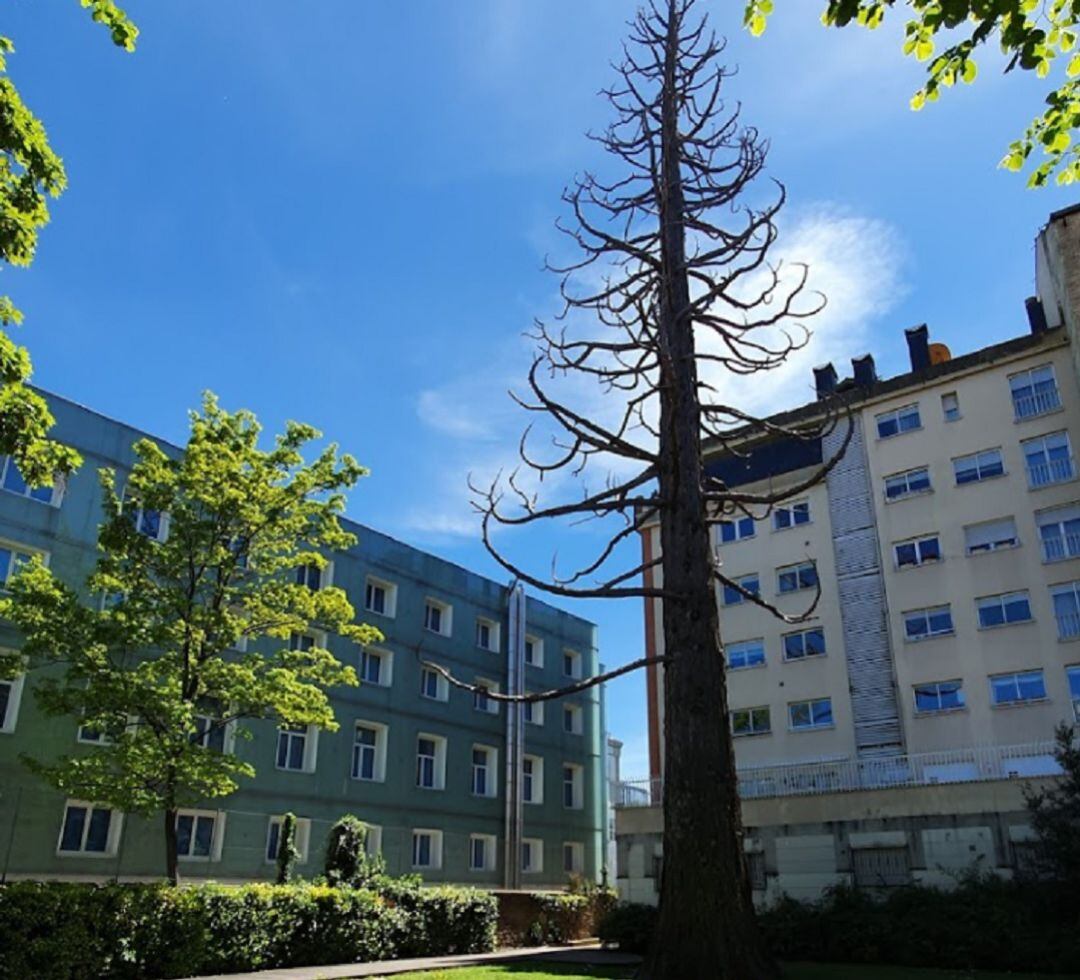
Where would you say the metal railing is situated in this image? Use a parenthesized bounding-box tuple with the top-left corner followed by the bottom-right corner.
(1013, 388, 1062, 420)
(1041, 532, 1080, 562)
(615, 740, 1061, 807)
(1056, 611, 1080, 640)
(1026, 456, 1076, 488)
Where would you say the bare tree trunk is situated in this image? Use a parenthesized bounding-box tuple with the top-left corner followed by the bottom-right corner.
(164, 807, 180, 886)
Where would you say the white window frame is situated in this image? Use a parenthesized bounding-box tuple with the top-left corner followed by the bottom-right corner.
(1023, 430, 1076, 488)
(1067, 665, 1080, 721)
(174, 808, 225, 861)
(288, 628, 327, 653)
(727, 638, 766, 671)
(358, 646, 393, 687)
(1010, 363, 1061, 420)
(989, 669, 1048, 707)
(275, 723, 319, 774)
(902, 605, 954, 642)
(56, 800, 123, 857)
(265, 815, 312, 865)
(782, 627, 826, 661)
(563, 841, 585, 875)
(469, 833, 497, 872)
(524, 695, 545, 726)
(777, 561, 817, 595)
(884, 466, 932, 501)
(351, 720, 388, 782)
(563, 762, 584, 810)
(0, 664, 26, 734)
(563, 702, 584, 735)
(365, 824, 383, 857)
(471, 743, 498, 798)
(1052, 581, 1080, 640)
(732, 705, 771, 737)
(523, 753, 544, 805)
(419, 664, 450, 702)
(721, 573, 760, 607)
(718, 515, 755, 543)
(423, 598, 453, 637)
(975, 591, 1034, 630)
(364, 575, 397, 618)
(475, 617, 500, 653)
(1037, 504, 1080, 562)
(0, 539, 46, 589)
(473, 678, 500, 715)
(893, 534, 942, 569)
(121, 488, 170, 543)
(875, 403, 921, 439)
(416, 733, 447, 790)
(964, 517, 1020, 555)
(563, 649, 583, 680)
(953, 447, 1005, 485)
(295, 560, 332, 591)
(411, 828, 443, 870)
(788, 697, 834, 732)
(773, 500, 810, 531)
(0, 456, 63, 506)
(192, 705, 235, 755)
(913, 680, 966, 715)
(524, 634, 544, 668)
(941, 392, 960, 422)
(522, 837, 544, 874)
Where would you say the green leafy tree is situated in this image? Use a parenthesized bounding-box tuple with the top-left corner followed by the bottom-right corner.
(1024, 723, 1080, 883)
(324, 815, 385, 887)
(0, 2, 138, 484)
(0, 394, 380, 884)
(745, 0, 1080, 188)
(275, 812, 300, 884)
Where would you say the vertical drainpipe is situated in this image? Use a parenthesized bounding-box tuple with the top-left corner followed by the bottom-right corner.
(503, 580, 526, 889)
(598, 659, 609, 886)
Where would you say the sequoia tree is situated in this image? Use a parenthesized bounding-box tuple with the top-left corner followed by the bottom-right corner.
(467, 1, 845, 976)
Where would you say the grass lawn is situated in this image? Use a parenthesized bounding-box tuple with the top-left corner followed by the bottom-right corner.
(377, 964, 1080, 980)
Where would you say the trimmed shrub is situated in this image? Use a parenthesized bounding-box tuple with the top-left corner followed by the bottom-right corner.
(324, 814, 385, 887)
(597, 901, 657, 954)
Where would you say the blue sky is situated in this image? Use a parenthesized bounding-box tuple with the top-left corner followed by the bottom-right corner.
(7, 0, 1080, 776)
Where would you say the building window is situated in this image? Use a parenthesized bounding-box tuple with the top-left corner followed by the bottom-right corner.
(522, 837, 544, 874)
(364, 576, 396, 617)
(365, 825, 383, 857)
(885, 466, 931, 501)
(123, 493, 168, 541)
(976, 591, 1033, 629)
(953, 448, 1005, 485)
(0, 456, 61, 505)
(57, 801, 120, 856)
(472, 745, 497, 797)
(419, 664, 449, 702)
(266, 816, 311, 864)
(476, 618, 499, 652)
(0, 670, 25, 734)
(719, 515, 755, 543)
(783, 627, 826, 661)
(1024, 431, 1075, 488)
(192, 705, 227, 753)
(732, 705, 771, 737)
(722, 573, 760, 606)
(563, 649, 583, 679)
(941, 392, 960, 422)
(876, 404, 921, 439)
(289, 630, 325, 653)
(727, 639, 765, 670)
(1051, 581, 1080, 640)
(913, 680, 965, 714)
(564, 841, 585, 875)
(473, 680, 499, 715)
(773, 501, 810, 531)
(853, 847, 911, 888)
(563, 763, 584, 809)
(747, 851, 767, 890)
(964, 517, 1019, 555)
(423, 598, 452, 636)
(524, 635, 543, 668)
(789, 697, 833, 731)
(894, 534, 941, 569)
(276, 724, 316, 772)
(295, 561, 330, 591)
(1037, 504, 1080, 561)
(903, 605, 954, 641)
(359, 648, 391, 686)
(990, 670, 1047, 706)
(563, 703, 583, 735)
(411, 829, 443, 869)
(0, 543, 38, 588)
(523, 754, 544, 804)
(777, 561, 817, 594)
(175, 810, 221, 860)
(416, 734, 446, 790)
(1067, 666, 1080, 721)
(351, 722, 386, 782)
(470, 833, 496, 872)
(1010, 364, 1061, 420)
(524, 696, 544, 726)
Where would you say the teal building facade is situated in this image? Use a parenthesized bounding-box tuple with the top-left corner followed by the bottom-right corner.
(0, 392, 606, 888)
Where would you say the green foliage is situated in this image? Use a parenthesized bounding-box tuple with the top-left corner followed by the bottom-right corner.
(1024, 722, 1080, 884)
(744, 0, 1080, 187)
(0, 395, 380, 875)
(525, 893, 590, 946)
(275, 812, 300, 885)
(324, 814, 385, 887)
(596, 901, 658, 954)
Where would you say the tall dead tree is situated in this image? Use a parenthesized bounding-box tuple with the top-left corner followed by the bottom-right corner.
(470, 1, 847, 977)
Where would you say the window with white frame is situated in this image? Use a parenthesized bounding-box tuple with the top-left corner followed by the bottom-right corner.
(0, 456, 61, 505)
(777, 561, 817, 594)
(563, 649, 583, 679)
(276, 724, 317, 772)
(1067, 665, 1080, 721)
(789, 697, 833, 731)
(351, 721, 387, 782)
(783, 627, 826, 661)
(419, 664, 449, 701)
(1010, 364, 1061, 420)
(365, 824, 383, 856)
(470, 833, 497, 872)
(0, 542, 39, 588)
(175, 809, 222, 860)
(288, 631, 322, 653)
(990, 669, 1047, 706)
(475, 617, 499, 652)
(471, 744, 497, 797)
(903, 605, 954, 641)
(953, 448, 1005, 485)
(1051, 581, 1080, 640)
(722, 573, 760, 606)
(563, 702, 583, 735)
(411, 829, 443, 869)
(1024, 431, 1075, 488)
(416, 734, 447, 790)
(265, 815, 311, 864)
(964, 517, 1019, 555)
(523, 754, 544, 804)
(423, 598, 452, 637)
(773, 501, 810, 531)
(976, 591, 1033, 629)
(563, 841, 585, 875)
(885, 466, 931, 501)
(1037, 504, 1080, 561)
(894, 534, 942, 569)
(524, 695, 544, 726)
(876, 403, 921, 439)
(732, 705, 771, 737)
(123, 492, 169, 542)
(192, 703, 228, 753)
(524, 635, 543, 668)
(941, 392, 960, 422)
(295, 561, 330, 591)
(718, 515, 755, 543)
(359, 647, 391, 686)
(522, 837, 544, 874)
(726, 638, 765, 670)
(473, 679, 499, 715)
(563, 763, 584, 809)
(364, 576, 396, 617)
(0, 670, 25, 734)
(57, 801, 121, 856)
(77, 719, 111, 745)
(913, 680, 965, 714)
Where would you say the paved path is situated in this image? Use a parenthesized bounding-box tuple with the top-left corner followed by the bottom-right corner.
(188, 944, 642, 980)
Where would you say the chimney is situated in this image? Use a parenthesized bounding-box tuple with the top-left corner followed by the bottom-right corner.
(813, 363, 838, 399)
(1025, 296, 1048, 335)
(851, 354, 877, 388)
(905, 324, 930, 372)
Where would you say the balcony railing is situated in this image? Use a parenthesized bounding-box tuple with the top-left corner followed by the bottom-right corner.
(1057, 611, 1080, 640)
(1042, 533, 1080, 562)
(1027, 457, 1076, 488)
(1013, 388, 1062, 420)
(615, 740, 1062, 807)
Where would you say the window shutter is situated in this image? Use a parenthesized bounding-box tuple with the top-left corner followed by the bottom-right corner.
(964, 517, 1017, 551)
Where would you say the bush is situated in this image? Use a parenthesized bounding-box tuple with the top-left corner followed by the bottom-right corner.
(323, 814, 385, 887)
(597, 901, 657, 954)
(0, 879, 497, 980)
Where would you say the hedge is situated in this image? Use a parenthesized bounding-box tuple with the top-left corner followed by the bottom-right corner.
(0, 879, 498, 980)
(599, 877, 1080, 974)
